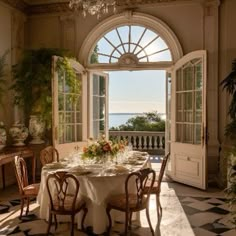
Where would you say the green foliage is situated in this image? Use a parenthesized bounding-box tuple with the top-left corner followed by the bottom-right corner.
(220, 59, 236, 226)
(90, 45, 99, 64)
(110, 111, 165, 131)
(220, 59, 236, 137)
(11, 48, 78, 129)
(225, 156, 236, 226)
(56, 57, 81, 103)
(0, 50, 8, 106)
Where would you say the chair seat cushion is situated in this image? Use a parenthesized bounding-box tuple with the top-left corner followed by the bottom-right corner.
(107, 194, 148, 211)
(52, 195, 85, 212)
(23, 183, 40, 195)
(144, 180, 160, 194)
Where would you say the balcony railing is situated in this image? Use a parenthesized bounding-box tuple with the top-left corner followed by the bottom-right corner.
(109, 130, 165, 155)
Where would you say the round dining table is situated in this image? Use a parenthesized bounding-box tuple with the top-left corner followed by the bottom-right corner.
(37, 151, 151, 234)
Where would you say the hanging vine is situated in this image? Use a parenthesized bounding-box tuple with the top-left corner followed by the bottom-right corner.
(11, 48, 81, 130)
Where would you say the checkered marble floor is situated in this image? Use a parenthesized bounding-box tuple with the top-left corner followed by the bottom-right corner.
(0, 182, 235, 235)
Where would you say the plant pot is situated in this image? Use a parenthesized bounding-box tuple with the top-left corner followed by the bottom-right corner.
(9, 123, 28, 146)
(29, 115, 45, 144)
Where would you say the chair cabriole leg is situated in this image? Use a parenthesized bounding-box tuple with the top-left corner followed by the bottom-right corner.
(106, 206, 112, 234)
(81, 206, 88, 231)
(47, 213, 52, 235)
(20, 198, 24, 219)
(146, 207, 154, 236)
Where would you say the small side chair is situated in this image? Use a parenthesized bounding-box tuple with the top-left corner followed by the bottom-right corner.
(106, 168, 156, 236)
(144, 152, 170, 220)
(46, 171, 88, 236)
(40, 146, 59, 166)
(13, 155, 40, 218)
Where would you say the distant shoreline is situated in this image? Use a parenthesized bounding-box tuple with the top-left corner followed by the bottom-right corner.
(109, 112, 165, 115)
(109, 113, 143, 115)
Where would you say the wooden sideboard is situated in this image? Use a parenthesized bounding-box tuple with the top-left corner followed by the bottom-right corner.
(0, 146, 35, 189)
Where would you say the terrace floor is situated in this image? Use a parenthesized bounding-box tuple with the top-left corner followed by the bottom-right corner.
(0, 162, 235, 236)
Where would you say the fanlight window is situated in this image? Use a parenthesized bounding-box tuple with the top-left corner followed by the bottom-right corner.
(90, 25, 172, 65)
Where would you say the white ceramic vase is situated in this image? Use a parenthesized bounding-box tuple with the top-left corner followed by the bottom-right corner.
(9, 122, 28, 146)
(0, 122, 7, 150)
(29, 115, 45, 144)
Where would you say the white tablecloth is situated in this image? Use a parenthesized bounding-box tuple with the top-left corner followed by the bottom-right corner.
(37, 153, 151, 234)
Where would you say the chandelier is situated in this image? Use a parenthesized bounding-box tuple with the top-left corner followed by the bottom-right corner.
(69, 0, 117, 19)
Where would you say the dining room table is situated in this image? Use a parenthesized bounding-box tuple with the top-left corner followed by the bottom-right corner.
(37, 150, 152, 234)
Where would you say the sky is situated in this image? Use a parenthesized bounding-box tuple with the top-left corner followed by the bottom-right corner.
(108, 70, 166, 114)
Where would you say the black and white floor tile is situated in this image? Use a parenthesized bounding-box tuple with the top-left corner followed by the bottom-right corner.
(0, 183, 236, 235)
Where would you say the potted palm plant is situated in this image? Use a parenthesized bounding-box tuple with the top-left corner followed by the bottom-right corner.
(220, 58, 236, 226)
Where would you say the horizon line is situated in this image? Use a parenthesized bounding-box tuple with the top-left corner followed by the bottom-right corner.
(109, 112, 166, 115)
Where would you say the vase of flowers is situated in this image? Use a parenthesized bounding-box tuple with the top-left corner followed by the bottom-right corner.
(81, 135, 126, 164)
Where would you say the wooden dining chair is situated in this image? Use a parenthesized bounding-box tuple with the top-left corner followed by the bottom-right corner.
(13, 155, 40, 219)
(106, 168, 156, 236)
(144, 152, 170, 221)
(46, 171, 88, 236)
(40, 146, 59, 166)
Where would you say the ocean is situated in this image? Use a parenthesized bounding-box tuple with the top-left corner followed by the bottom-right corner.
(109, 113, 141, 128)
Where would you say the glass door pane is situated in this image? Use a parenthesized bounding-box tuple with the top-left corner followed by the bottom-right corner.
(58, 71, 82, 144)
(175, 59, 203, 144)
(91, 73, 108, 139)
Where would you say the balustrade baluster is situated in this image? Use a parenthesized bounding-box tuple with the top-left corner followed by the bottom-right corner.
(153, 136, 158, 149)
(109, 131, 165, 154)
(143, 136, 147, 149)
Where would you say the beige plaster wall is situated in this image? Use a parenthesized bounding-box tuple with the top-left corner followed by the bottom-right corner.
(0, 3, 27, 188)
(27, 16, 60, 49)
(26, 2, 204, 57)
(0, 3, 14, 137)
(219, 0, 236, 143)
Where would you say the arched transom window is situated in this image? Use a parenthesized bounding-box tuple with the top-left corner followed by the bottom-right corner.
(89, 25, 172, 65)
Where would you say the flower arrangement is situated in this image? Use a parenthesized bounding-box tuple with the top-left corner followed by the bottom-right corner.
(82, 135, 127, 160)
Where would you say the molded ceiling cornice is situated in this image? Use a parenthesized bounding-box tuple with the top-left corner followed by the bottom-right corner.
(3, 0, 206, 15)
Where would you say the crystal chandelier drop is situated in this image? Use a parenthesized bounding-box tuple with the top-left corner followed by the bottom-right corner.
(69, 0, 117, 19)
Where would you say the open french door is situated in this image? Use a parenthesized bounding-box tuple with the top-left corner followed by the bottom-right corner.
(52, 56, 88, 159)
(170, 50, 207, 189)
(88, 71, 109, 139)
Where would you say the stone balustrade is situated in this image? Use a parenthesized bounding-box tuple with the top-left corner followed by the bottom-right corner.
(109, 130, 165, 155)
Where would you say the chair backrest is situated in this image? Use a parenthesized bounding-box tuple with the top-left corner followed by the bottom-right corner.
(125, 168, 156, 209)
(46, 171, 80, 213)
(156, 152, 170, 192)
(14, 156, 29, 195)
(40, 146, 59, 166)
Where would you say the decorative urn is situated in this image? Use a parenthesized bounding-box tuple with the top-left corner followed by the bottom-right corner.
(29, 115, 45, 144)
(9, 122, 28, 146)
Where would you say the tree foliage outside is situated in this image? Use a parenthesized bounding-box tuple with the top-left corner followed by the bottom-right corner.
(90, 45, 99, 64)
(110, 111, 165, 131)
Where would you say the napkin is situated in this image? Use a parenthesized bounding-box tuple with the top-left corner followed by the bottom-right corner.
(106, 165, 129, 174)
(44, 162, 65, 169)
(69, 166, 92, 175)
